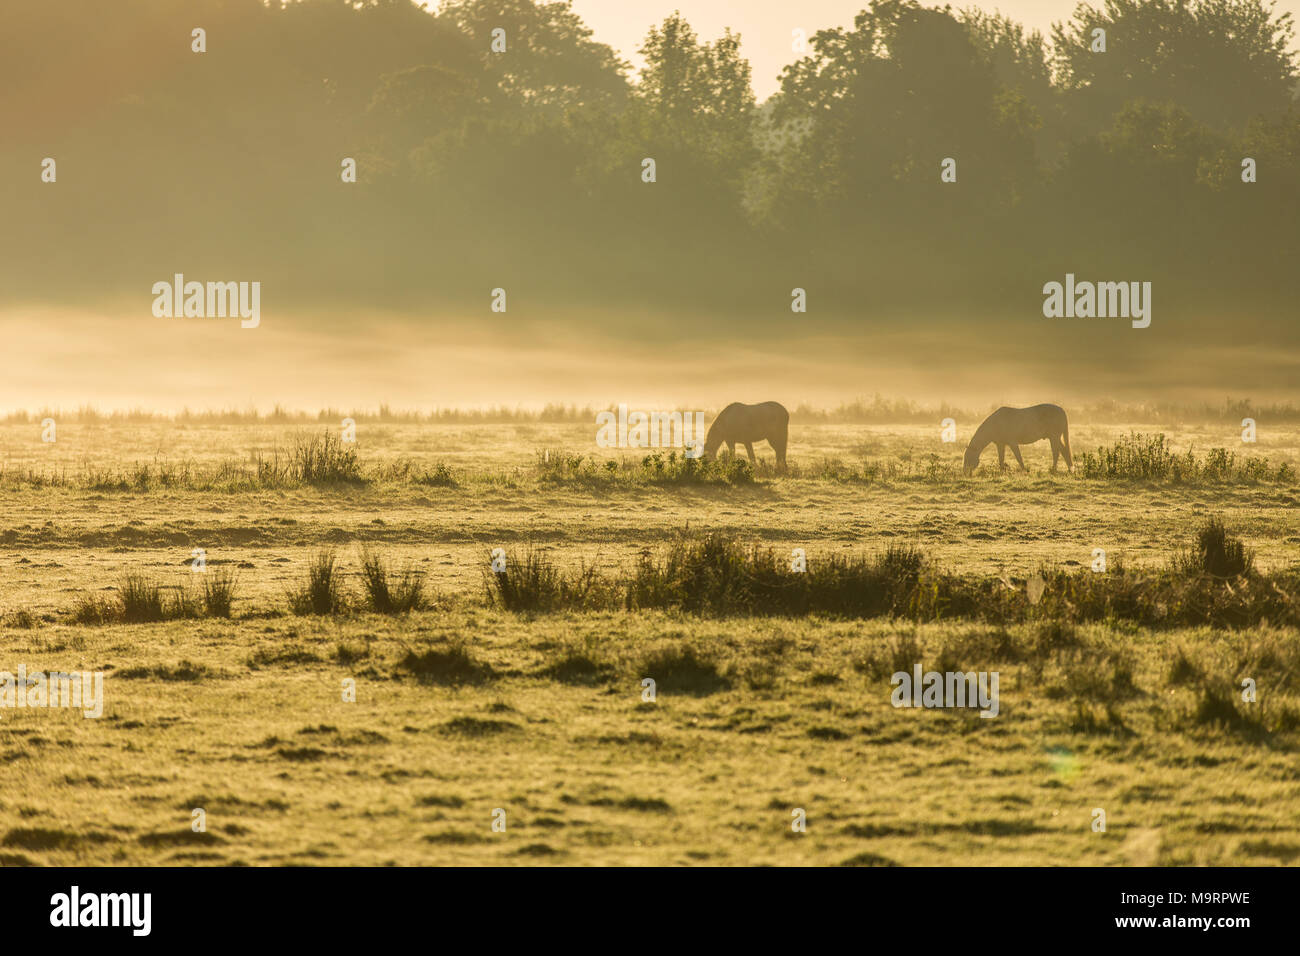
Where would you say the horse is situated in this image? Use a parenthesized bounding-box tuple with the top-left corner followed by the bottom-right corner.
(964, 404, 1072, 475)
(703, 401, 789, 470)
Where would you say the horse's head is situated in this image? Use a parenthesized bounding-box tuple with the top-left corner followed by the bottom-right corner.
(701, 428, 724, 461)
(962, 437, 985, 476)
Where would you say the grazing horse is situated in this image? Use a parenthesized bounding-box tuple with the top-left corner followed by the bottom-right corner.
(964, 404, 1072, 475)
(703, 401, 789, 470)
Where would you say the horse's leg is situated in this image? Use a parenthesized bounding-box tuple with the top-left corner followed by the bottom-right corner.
(727, 441, 736, 459)
(743, 442, 757, 465)
(1010, 444, 1026, 471)
(1050, 437, 1062, 472)
(997, 444, 1007, 469)
(1062, 433, 1074, 473)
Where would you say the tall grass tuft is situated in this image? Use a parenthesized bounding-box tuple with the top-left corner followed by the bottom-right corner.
(626, 534, 929, 618)
(118, 573, 166, 623)
(201, 570, 238, 618)
(70, 593, 120, 625)
(484, 546, 613, 612)
(360, 549, 427, 614)
(414, 462, 457, 487)
(72, 573, 202, 624)
(289, 551, 347, 615)
(1173, 517, 1254, 579)
(120, 573, 200, 622)
(292, 432, 363, 485)
(533, 450, 754, 487)
(483, 522, 1296, 629)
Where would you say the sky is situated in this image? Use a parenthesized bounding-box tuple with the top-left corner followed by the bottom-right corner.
(567, 0, 1300, 99)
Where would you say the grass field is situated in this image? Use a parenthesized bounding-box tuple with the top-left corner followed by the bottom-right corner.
(1, 417, 1298, 866)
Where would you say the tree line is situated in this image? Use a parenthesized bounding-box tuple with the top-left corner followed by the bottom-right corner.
(2, 0, 1297, 320)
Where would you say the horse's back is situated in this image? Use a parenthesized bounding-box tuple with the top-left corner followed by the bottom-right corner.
(997, 404, 1066, 423)
(715, 401, 788, 439)
(983, 404, 1067, 443)
(1031, 403, 1068, 428)
(1022, 404, 1068, 440)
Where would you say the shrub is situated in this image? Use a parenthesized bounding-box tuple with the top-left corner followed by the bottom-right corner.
(1080, 433, 1291, 484)
(1080, 433, 1183, 480)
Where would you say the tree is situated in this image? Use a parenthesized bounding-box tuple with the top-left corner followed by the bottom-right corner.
(1052, 0, 1298, 134)
(771, 1, 1036, 217)
(437, 0, 630, 112)
(960, 8, 1061, 161)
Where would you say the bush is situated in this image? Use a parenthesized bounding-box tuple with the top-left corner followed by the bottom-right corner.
(1080, 433, 1291, 484)
(1079, 433, 1188, 480)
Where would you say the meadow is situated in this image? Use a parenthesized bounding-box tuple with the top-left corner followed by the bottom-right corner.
(0, 413, 1297, 866)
